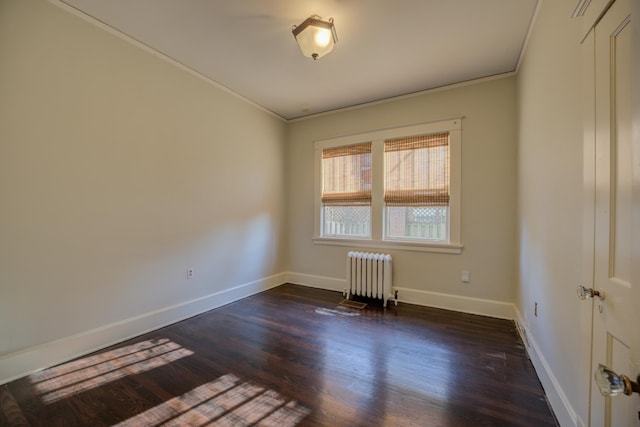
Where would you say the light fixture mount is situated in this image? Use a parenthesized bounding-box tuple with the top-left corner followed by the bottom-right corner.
(292, 15, 338, 60)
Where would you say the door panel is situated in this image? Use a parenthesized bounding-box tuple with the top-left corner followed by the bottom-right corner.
(590, 0, 634, 425)
(607, 334, 633, 424)
(611, 15, 633, 285)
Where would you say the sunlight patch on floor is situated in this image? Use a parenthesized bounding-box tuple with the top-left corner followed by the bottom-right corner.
(314, 307, 360, 317)
(29, 338, 193, 403)
(114, 374, 310, 426)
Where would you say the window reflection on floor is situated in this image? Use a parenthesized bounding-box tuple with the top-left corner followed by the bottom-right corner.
(29, 338, 193, 404)
(114, 374, 309, 427)
(28, 338, 309, 425)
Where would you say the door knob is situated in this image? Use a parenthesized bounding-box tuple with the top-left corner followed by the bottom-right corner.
(595, 364, 640, 396)
(577, 285, 605, 301)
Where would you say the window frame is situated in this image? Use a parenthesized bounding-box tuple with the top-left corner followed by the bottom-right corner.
(313, 118, 463, 254)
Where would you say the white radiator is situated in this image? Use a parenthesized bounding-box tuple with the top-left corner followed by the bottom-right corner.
(345, 251, 396, 307)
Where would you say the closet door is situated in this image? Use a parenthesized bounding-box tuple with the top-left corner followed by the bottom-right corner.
(581, 0, 636, 425)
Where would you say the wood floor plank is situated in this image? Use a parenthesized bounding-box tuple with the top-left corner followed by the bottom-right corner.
(1, 284, 558, 426)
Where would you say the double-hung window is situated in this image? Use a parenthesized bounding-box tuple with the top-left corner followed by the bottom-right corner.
(321, 142, 372, 238)
(314, 118, 462, 253)
(384, 133, 450, 242)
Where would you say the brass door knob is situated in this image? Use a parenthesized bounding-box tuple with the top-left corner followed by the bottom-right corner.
(577, 285, 605, 301)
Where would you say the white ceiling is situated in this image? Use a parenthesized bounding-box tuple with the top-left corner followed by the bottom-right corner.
(60, 0, 538, 120)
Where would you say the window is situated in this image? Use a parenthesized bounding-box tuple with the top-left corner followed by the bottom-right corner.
(321, 143, 372, 237)
(384, 133, 449, 242)
(314, 119, 462, 253)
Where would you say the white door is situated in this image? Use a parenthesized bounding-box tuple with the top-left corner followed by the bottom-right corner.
(583, 0, 638, 425)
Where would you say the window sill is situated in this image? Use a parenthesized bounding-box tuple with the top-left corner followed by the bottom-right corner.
(312, 237, 463, 254)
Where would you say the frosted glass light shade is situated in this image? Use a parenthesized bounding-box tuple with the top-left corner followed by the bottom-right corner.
(292, 16, 338, 60)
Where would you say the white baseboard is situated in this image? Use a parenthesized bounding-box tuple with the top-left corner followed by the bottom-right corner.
(393, 286, 516, 319)
(0, 273, 286, 385)
(514, 307, 578, 427)
(286, 272, 346, 293)
(285, 272, 515, 319)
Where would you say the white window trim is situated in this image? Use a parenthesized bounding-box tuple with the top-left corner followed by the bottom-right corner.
(313, 118, 463, 254)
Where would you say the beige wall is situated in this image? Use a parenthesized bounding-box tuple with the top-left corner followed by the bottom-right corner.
(0, 0, 286, 364)
(516, 0, 584, 424)
(286, 77, 518, 306)
(0, 2, 612, 422)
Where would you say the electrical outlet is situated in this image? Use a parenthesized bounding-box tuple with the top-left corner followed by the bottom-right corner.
(187, 268, 193, 279)
(460, 270, 470, 283)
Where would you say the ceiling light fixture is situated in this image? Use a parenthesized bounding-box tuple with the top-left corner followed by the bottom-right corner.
(292, 15, 338, 60)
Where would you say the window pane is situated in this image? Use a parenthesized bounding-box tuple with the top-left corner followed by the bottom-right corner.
(323, 206, 370, 237)
(384, 133, 449, 206)
(386, 206, 448, 241)
(322, 142, 371, 205)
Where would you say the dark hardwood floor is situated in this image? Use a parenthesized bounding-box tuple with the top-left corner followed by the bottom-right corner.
(1, 284, 557, 426)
